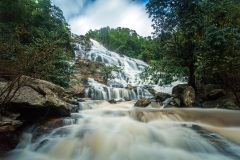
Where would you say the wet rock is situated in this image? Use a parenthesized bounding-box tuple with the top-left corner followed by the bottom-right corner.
(154, 92, 171, 102)
(172, 84, 195, 107)
(125, 84, 133, 90)
(0, 131, 20, 157)
(202, 98, 239, 110)
(77, 98, 86, 102)
(108, 99, 117, 104)
(0, 113, 22, 156)
(163, 97, 181, 108)
(146, 88, 155, 95)
(32, 118, 65, 141)
(203, 84, 222, 95)
(0, 114, 22, 133)
(207, 89, 226, 100)
(134, 99, 151, 107)
(172, 84, 188, 96)
(68, 104, 79, 113)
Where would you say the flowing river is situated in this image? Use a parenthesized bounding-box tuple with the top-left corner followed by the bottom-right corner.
(3, 101, 240, 160)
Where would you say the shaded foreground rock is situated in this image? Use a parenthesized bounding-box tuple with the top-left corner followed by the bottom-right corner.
(0, 113, 22, 156)
(134, 99, 151, 107)
(1, 76, 71, 119)
(172, 84, 195, 107)
(154, 92, 171, 102)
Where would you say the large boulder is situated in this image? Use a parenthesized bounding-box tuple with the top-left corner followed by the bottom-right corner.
(207, 89, 226, 100)
(0, 77, 70, 120)
(203, 84, 221, 95)
(172, 84, 188, 96)
(202, 98, 239, 110)
(134, 99, 151, 107)
(172, 84, 195, 107)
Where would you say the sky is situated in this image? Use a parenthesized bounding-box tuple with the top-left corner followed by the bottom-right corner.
(52, 0, 153, 37)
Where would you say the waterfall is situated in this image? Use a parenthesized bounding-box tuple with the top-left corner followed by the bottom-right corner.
(78, 39, 156, 100)
(84, 78, 152, 100)
(3, 105, 240, 160)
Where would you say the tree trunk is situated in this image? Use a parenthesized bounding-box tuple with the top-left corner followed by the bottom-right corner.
(188, 62, 196, 90)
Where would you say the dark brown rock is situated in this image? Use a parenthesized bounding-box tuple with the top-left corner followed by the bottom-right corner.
(154, 92, 171, 102)
(207, 89, 226, 100)
(134, 99, 151, 107)
(172, 84, 195, 107)
(172, 84, 188, 96)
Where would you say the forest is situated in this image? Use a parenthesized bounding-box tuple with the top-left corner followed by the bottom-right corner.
(0, 0, 74, 87)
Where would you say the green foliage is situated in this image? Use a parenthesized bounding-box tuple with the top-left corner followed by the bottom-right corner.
(145, 0, 204, 88)
(145, 0, 240, 92)
(100, 65, 121, 84)
(0, 0, 74, 87)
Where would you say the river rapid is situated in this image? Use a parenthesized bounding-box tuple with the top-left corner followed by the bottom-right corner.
(3, 101, 240, 160)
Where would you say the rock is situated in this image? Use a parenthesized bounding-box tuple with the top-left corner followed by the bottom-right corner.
(203, 84, 221, 95)
(0, 113, 22, 156)
(77, 98, 86, 102)
(146, 88, 155, 95)
(202, 98, 239, 110)
(207, 89, 226, 100)
(154, 92, 171, 102)
(163, 97, 181, 108)
(31, 118, 65, 141)
(172, 84, 195, 107)
(23, 76, 65, 96)
(108, 99, 117, 104)
(62, 97, 78, 105)
(68, 104, 79, 113)
(172, 84, 188, 96)
(124, 97, 131, 101)
(182, 86, 195, 107)
(0, 131, 20, 156)
(0, 77, 71, 120)
(125, 84, 133, 90)
(134, 99, 151, 107)
(0, 115, 22, 133)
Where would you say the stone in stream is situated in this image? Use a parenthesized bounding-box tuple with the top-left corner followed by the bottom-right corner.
(154, 92, 171, 102)
(134, 98, 151, 107)
(172, 84, 195, 107)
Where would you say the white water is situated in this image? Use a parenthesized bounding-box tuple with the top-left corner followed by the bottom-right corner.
(83, 39, 148, 87)
(4, 102, 240, 160)
(80, 39, 158, 100)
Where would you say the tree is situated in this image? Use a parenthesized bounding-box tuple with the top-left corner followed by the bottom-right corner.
(195, 0, 240, 101)
(145, 0, 204, 89)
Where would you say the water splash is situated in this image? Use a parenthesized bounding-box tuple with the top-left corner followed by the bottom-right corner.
(4, 103, 240, 160)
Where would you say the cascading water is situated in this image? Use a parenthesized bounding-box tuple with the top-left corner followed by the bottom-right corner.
(81, 39, 153, 100)
(85, 78, 151, 100)
(3, 102, 240, 160)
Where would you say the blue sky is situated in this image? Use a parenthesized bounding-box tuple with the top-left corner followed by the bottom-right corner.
(52, 0, 153, 37)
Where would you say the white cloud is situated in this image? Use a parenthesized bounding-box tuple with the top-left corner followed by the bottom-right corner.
(52, 0, 153, 37)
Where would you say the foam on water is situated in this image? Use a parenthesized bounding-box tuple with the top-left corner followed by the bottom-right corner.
(4, 104, 240, 160)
